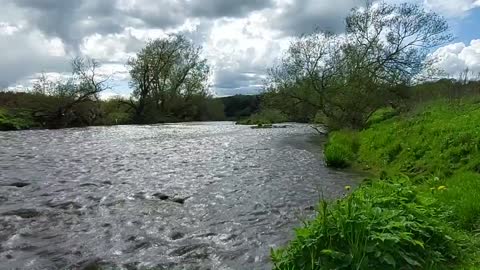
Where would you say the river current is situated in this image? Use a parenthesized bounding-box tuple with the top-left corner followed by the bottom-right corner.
(0, 122, 359, 269)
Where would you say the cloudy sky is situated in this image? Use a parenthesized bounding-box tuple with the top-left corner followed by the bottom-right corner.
(0, 0, 480, 98)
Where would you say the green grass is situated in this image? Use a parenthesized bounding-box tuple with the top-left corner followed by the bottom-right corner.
(434, 172, 480, 231)
(357, 100, 480, 181)
(324, 131, 359, 168)
(0, 107, 34, 131)
(273, 98, 480, 269)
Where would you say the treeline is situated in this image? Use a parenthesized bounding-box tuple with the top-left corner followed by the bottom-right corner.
(257, 78, 480, 126)
(0, 91, 262, 131)
(0, 35, 239, 130)
(0, 91, 265, 130)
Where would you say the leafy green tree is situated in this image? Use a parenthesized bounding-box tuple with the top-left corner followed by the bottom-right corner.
(265, 2, 451, 129)
(126, 34, 211, 123)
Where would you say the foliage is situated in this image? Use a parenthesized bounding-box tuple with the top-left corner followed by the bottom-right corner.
(276, 97, 480, 269)
(272, 178, 462, 270)
(219, 94, 262, 120)
(365, 107, 398, 127)
(264, 2, 451, 129)
(324, 131, 359, 168)
(126, 34, 211, 123)
(0, 108, 34, 130)
(236, 109, 288, 125)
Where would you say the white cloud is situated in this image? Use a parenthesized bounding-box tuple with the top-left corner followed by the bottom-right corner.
(425, 0, 480, 17)
(80, 33, 135, 62)
(204, 13, 290, 95)
(432, 40, 480, 76)
(2, 0, 480, 95)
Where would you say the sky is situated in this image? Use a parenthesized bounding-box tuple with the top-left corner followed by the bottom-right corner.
(0, 0, 479, 98)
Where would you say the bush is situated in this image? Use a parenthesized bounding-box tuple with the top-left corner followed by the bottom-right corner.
(0, 108, 34, 131)
(236, 109, 288, 125)
(272, 178, 462, 270)
(366, 107, 397, 127)
(324, 131, 359, 168)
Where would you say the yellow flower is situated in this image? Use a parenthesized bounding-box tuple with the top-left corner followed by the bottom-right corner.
(437, 185, 447, 191)
(345, 185, 351, 191)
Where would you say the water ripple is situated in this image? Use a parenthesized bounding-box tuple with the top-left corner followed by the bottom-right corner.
(0, 122, 359, 269)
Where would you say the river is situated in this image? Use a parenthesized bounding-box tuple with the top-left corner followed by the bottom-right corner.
(0, 122, 359, 270)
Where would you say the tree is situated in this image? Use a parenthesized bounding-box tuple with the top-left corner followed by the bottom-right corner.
(127, 34, 210, 123)
(30, 57, 109, 127)
(265, 2, 451, 129)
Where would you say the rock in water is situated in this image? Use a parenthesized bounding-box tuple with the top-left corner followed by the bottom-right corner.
(3, 182, 30, 188)
(153, 193, 169, 200)
(46, 200, 82, 210)
(171, 197, 187, 204)
(170, 231, 185, 240)
(79, 183, 98, 187)
(2, 208, 42, 218)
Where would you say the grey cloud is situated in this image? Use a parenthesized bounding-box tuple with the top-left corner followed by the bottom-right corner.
(5, 0, 275, 48)
(190, 0, 274, 18)
(0, 30, 69, 88)
(271, 0, 364, 36)
(10, 0, 124, 49)
(213, 69, 265, 95)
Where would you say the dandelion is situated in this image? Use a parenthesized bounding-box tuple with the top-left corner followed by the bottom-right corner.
(437, 185, 447, 191)
(345, 185, 351, 191)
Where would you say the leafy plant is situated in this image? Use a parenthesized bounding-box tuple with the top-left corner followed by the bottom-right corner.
(272, 178, 462, 270)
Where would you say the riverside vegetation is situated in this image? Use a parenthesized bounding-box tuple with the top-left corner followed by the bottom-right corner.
(3, 0, 480, 269)
(272, 98, 480, 269)
(261, 1, 480, 269)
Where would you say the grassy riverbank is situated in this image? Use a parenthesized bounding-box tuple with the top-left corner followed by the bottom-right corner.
(0, 108, 35, 131)
(272, 98, 480, 269)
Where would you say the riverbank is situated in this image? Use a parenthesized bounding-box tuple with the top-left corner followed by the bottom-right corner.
(272, 98, 480, 269)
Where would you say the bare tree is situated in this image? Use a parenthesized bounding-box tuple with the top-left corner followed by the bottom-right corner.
(30, 57, 110, 127)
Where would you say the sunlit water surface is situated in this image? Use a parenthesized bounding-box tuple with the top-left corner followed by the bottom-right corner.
(0, 122, 359, 269)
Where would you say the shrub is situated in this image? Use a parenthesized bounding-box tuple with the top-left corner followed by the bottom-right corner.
(366, 107, 397, 126)
(324, 144, 353, 168)
(0, 108, 34, 131)
(272, 178, 462, 270)
(236, 109, 288, 125)
(324, 131, 359, 168)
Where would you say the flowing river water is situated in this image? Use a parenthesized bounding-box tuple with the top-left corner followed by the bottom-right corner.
(0, 122, 360, 270)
